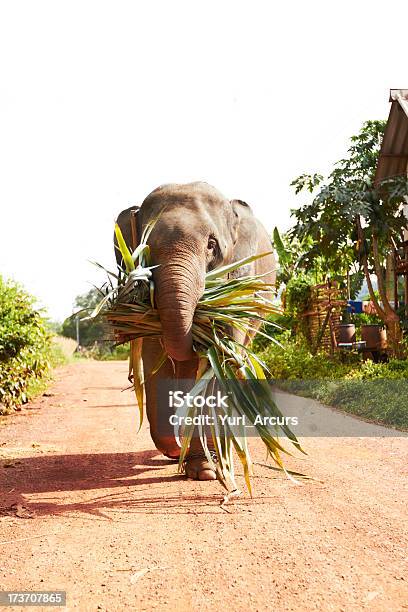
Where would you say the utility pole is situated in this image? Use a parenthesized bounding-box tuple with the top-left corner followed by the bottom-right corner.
(75, 315, 80, 351)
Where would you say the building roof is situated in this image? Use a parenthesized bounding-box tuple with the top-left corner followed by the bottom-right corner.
(375, 89, 408, 185)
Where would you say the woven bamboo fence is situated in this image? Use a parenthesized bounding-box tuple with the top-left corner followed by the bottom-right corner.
(302, 281, 347, 353)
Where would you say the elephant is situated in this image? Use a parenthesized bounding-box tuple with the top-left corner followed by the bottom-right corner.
(115, 182, 276, 481)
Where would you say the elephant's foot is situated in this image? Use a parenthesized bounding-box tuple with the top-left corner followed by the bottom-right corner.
(184, 452, 217, 481)
(162, 451, 180, 461)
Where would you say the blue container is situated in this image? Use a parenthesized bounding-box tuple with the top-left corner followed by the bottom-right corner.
(347, 300, 363, 314)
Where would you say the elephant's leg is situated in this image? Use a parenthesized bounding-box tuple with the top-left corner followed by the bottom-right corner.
(184, 418, 216, 481)
(183, 452, 217, 481)
(171, 361, 216, 481)
(142, 338, 182, 459)
(142, 339, 216, 480)
(170, 360, 216, 481)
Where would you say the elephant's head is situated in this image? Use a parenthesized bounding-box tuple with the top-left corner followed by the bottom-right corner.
(138, 182, 242, 362)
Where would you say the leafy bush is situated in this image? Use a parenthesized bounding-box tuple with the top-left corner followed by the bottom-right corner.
(284, 275, 312, 317)
(252, 314, 292, 351)
(352, 312, 383, 328)
(259, 336, 355, 379)
(0, 277, 53, 413)
(283, 275, 314, 339)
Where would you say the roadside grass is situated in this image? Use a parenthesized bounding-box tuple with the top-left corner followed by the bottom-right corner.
(259, 337, 408, 430)
(52, 335, 77, 360)
(80, 343, 130, 361)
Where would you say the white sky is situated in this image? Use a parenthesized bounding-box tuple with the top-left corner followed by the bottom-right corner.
(0, 0, 407, 321)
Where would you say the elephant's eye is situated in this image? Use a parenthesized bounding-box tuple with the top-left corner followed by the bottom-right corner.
(208, 237, 217, 251)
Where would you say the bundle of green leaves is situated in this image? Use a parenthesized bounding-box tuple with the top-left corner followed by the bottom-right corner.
(90, 223, 306, 493)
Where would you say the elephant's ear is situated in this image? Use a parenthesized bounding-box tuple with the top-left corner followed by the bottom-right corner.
(229, 199, 251, 245)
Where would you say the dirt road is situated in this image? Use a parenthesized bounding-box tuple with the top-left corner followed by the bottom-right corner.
(1, 361, 407, 611)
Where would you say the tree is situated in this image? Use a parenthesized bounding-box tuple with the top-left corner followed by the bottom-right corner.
(272, 227, 315, 287)
(290, 120, 408, 356)
(61, 288, 105, 347)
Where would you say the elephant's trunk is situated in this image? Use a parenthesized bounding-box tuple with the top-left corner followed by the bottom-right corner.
(154, 255, 204, 362)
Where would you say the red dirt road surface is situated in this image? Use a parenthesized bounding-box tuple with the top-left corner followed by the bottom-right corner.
(1, 361, 407, 611)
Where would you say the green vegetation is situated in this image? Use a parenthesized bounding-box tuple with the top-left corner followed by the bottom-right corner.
(290, 120, 408, 355)
(262, 120, 408, 429)
(61, 288, 105, 346)
(259, 335, 408, 429)
(0, 276, 66, 414)
(90, 223, 306, 494)
(97, 343, 130, 360)
(61, 288, 130, 360)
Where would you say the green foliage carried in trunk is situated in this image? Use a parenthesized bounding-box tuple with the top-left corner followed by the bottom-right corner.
(90, 225, 307, 494)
